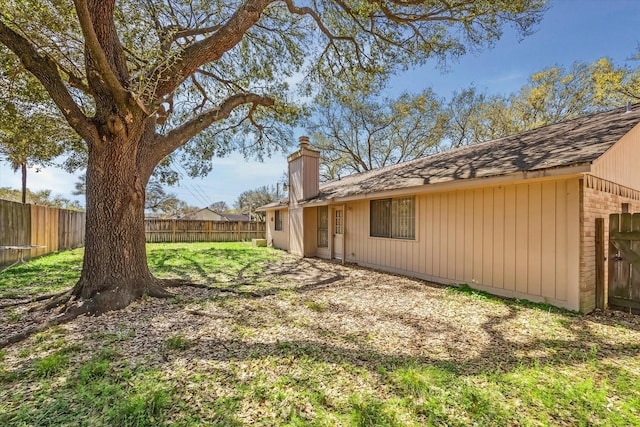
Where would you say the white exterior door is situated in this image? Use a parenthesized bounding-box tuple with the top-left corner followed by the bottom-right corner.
(333, 207, 344, 259)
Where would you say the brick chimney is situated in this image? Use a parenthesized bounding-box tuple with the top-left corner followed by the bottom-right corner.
(288, 136, 320, 206)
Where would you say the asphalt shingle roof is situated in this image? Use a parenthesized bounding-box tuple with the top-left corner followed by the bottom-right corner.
(308, 104, 640, 202)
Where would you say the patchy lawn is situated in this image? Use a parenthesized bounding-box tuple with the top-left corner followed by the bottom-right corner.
(0, 242, 639, 426)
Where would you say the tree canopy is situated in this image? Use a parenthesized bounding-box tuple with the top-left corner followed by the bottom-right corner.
(234, 185, 282, 221)
(0, 47, 80, 202)
(0, 0, 547, 172)
(307, 89, 448, 180)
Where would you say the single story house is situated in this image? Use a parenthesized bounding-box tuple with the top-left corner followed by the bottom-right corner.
(180, 207, 225, 221)
(217, 212, 253, 222)
(180, 208, 252, 222)
(259, 105, 640, 313)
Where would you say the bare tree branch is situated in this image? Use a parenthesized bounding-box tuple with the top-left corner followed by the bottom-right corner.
(171, 24, 223, 41)
(72, 0, 128, 107)
(196, 68, 247, 93)
(148, 93, 275, 165)
(190, 74, 209, 111)
(283, 0, 369, 69)
(0, 19, 96, 143)
(151, 0, 273, 99)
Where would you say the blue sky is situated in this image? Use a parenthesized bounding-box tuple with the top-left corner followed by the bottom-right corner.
(2, 0, 640, 207)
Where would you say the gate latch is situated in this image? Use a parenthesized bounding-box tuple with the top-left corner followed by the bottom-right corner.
(612, 255, 624, 261)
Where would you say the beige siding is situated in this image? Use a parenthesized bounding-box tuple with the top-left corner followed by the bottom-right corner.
(304, 207, 320, 257)
(288, 148, 320, 202)
(288, 207, 304, 256)
(344, 178, 582, 311)
(303, 156, 320, 200)
(289, 158, 304, 203)
(591, 123, 640, 190)
(265, 209, 289, 250)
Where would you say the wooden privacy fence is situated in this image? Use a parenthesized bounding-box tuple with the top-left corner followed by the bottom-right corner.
(608, 213, 640, 311)
(0, 198, 265, 265)
(0, 199, 86, 266)
(145, 219, 266, 243)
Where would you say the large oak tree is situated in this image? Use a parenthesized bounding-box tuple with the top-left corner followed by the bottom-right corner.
(0, 0, 546, 316)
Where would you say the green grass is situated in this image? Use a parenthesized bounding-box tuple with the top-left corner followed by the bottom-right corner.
(449, 283, 580, 315)
(0, 248, 84, 298)
(165, 335, 192, 351)
(1, 243, 639, 426)
(0, 242, 280, 299)
(305, 299, 328, 312)
(32, 351, 70, 378)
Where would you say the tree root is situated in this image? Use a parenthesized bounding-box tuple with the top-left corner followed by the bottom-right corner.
(146, 281, 175, 298)
(34, 290, 75, 312)
(0, 291, 68, 309)
(161, 278, 209, 289)
(0, 302, 91, 350)
(0, 280, 180, 349)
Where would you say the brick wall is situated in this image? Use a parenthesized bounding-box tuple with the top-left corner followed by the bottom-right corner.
(580, 175, 640, 312)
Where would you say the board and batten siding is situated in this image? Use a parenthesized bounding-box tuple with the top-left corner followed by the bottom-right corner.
(591, 122, 640, 190)
(288, 207, 304, 256)
(344, 177, 581, 311)
(288, 148, 320, 202)
(287, 144, 320, 256)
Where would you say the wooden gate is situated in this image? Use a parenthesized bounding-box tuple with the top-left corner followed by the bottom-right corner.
(608, 213, 640, 311)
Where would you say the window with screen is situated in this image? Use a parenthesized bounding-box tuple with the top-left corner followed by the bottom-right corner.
(370, 197, 415, 239)
(274, 210, 283, 231)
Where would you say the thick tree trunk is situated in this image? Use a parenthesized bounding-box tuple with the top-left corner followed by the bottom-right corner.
(70, 128, 169, 315)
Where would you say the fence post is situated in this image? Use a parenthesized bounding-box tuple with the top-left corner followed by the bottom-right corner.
(237, 221, 241, 241)
(595, 217, 605, 310)
(172, 219, 176, 243)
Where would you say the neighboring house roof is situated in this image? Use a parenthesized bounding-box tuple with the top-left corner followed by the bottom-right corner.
(310, 104, 640, 203)
(180, 207, 220, 219)
(220, 213, 252, 221)
(180, 208, 254, 221)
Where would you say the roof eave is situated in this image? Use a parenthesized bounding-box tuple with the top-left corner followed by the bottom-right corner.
(256, 201, 290, 212)
(310, 163, 592, 204)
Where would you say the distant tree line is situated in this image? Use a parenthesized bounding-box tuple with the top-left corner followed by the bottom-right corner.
(307, 56, 640, 180)
(0, 187, 82, 210)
